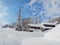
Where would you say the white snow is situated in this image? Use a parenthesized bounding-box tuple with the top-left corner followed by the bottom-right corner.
(21, 37, 49, 45)
(27, 23, 57, 31)
(0, 26, 44, 45)
(20, 24, 60, 45)
(0, 24, 60, 45)
(44, 24, 60, 41)
(27, 24, 41, 27)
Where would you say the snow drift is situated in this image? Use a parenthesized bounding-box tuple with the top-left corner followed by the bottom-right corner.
(0, 26, 44, 45)
(20, 37, 50, 45)
(44, 24, 60, 41)
(21, 24, 60, 45)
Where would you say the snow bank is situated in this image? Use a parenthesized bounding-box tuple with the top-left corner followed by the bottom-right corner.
(44, 24, 60, 41)
(20, 24, 60, 45)
(21, 37, 50, 45)
(1, 24, 60, 45)
(0, 26, 44, 45)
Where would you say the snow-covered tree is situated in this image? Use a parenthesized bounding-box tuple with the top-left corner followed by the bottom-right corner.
(48, 16, 60, 24)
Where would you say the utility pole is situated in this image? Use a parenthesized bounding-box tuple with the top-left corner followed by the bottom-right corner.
(16, 7, 23, 31)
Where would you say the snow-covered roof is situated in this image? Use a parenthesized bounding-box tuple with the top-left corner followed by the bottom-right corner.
(27, 24, 41, 27)
(27, 22, 57, 28)
(27, 23, 56, 31)
(41, 22, 57, 25)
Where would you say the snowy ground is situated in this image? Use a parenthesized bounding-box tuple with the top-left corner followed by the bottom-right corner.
(0, 24, 60, 45)
(0, 26, 44, 45)
(21, 24, 60, 45)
